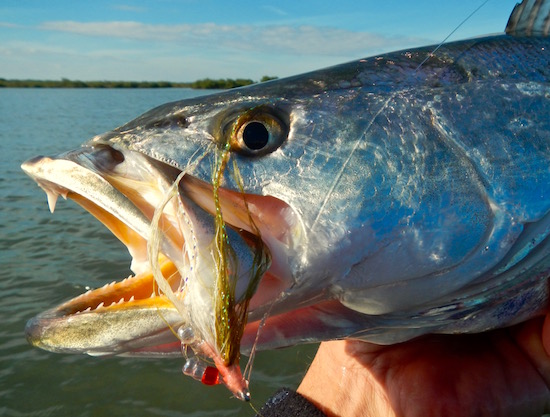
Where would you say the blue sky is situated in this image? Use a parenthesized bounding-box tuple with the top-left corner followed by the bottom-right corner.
(1, 0, 519, 82)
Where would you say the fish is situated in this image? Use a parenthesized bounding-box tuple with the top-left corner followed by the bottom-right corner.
(22, 0, 550, 401)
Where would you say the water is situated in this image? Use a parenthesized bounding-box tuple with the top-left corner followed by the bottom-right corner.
(0, 88, 317, 417)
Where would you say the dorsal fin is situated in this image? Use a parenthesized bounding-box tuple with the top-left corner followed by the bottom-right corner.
(506, 0, 550, 36)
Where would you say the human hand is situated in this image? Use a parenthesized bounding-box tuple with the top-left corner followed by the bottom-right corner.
(297, 315, 550, 417)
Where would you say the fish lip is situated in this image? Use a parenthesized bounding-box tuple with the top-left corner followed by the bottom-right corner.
(22, 144, 297, 356)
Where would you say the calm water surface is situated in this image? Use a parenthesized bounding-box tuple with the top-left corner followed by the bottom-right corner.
(0, 89, 317, 417)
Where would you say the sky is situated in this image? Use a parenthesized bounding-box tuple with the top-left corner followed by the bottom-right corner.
(0, 0, 520, 82)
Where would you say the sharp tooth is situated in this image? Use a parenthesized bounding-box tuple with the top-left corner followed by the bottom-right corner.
(129, 296, 135, 302)
(110, 281, 116, 286)
(46, 190, 59, 213)
(84, 307, 92, 312)
(109, 301, 116, 307)
(97, 302, 105, 309)
(150, 292, 155, 298)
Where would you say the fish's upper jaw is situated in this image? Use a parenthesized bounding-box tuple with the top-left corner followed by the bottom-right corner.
(21, 151, 189, 355)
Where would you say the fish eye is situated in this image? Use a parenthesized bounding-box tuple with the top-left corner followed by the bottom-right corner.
(228, 107, 288, 156)
(241, 121, 270, 150)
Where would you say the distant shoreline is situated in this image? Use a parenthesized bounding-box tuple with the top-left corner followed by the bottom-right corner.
(0, 76, 277, 89)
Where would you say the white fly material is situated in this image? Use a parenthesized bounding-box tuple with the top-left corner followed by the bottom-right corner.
(148, 169, 189, 318)
(147, 168, 222, 355)
(146, 146, 271, 367)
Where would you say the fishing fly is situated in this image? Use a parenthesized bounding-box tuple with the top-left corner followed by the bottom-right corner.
(145, 138, 270, 399)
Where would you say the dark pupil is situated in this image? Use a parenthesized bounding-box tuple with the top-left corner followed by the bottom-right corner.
(242, 121, 269, 150)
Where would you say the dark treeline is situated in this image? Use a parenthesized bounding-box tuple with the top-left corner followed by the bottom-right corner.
(0, 76, 278, 89)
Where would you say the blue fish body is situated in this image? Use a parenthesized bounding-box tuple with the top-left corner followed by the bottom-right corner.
(20, 1, 550, 396)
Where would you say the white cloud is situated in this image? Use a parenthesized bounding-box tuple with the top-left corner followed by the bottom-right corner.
(37, 20, 425, 57)
(1, 18, 431, 81)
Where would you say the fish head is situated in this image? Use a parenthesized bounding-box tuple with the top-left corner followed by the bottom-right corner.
(21, 81, 372, 398)
(20, 0, 550, 401)
(22, 42, 550, 398)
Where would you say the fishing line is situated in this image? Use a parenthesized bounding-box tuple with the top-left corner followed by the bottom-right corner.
(415, 0, 491, 71)
(243, 310, 270, 383)
(243, 285, 292, 384)
(314, 1, 493, 231)
(311, 91, 395, 231)
(248, 400, 264, 417)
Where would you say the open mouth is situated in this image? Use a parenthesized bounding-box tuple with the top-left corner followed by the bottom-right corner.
(21, 143, 300, 397)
